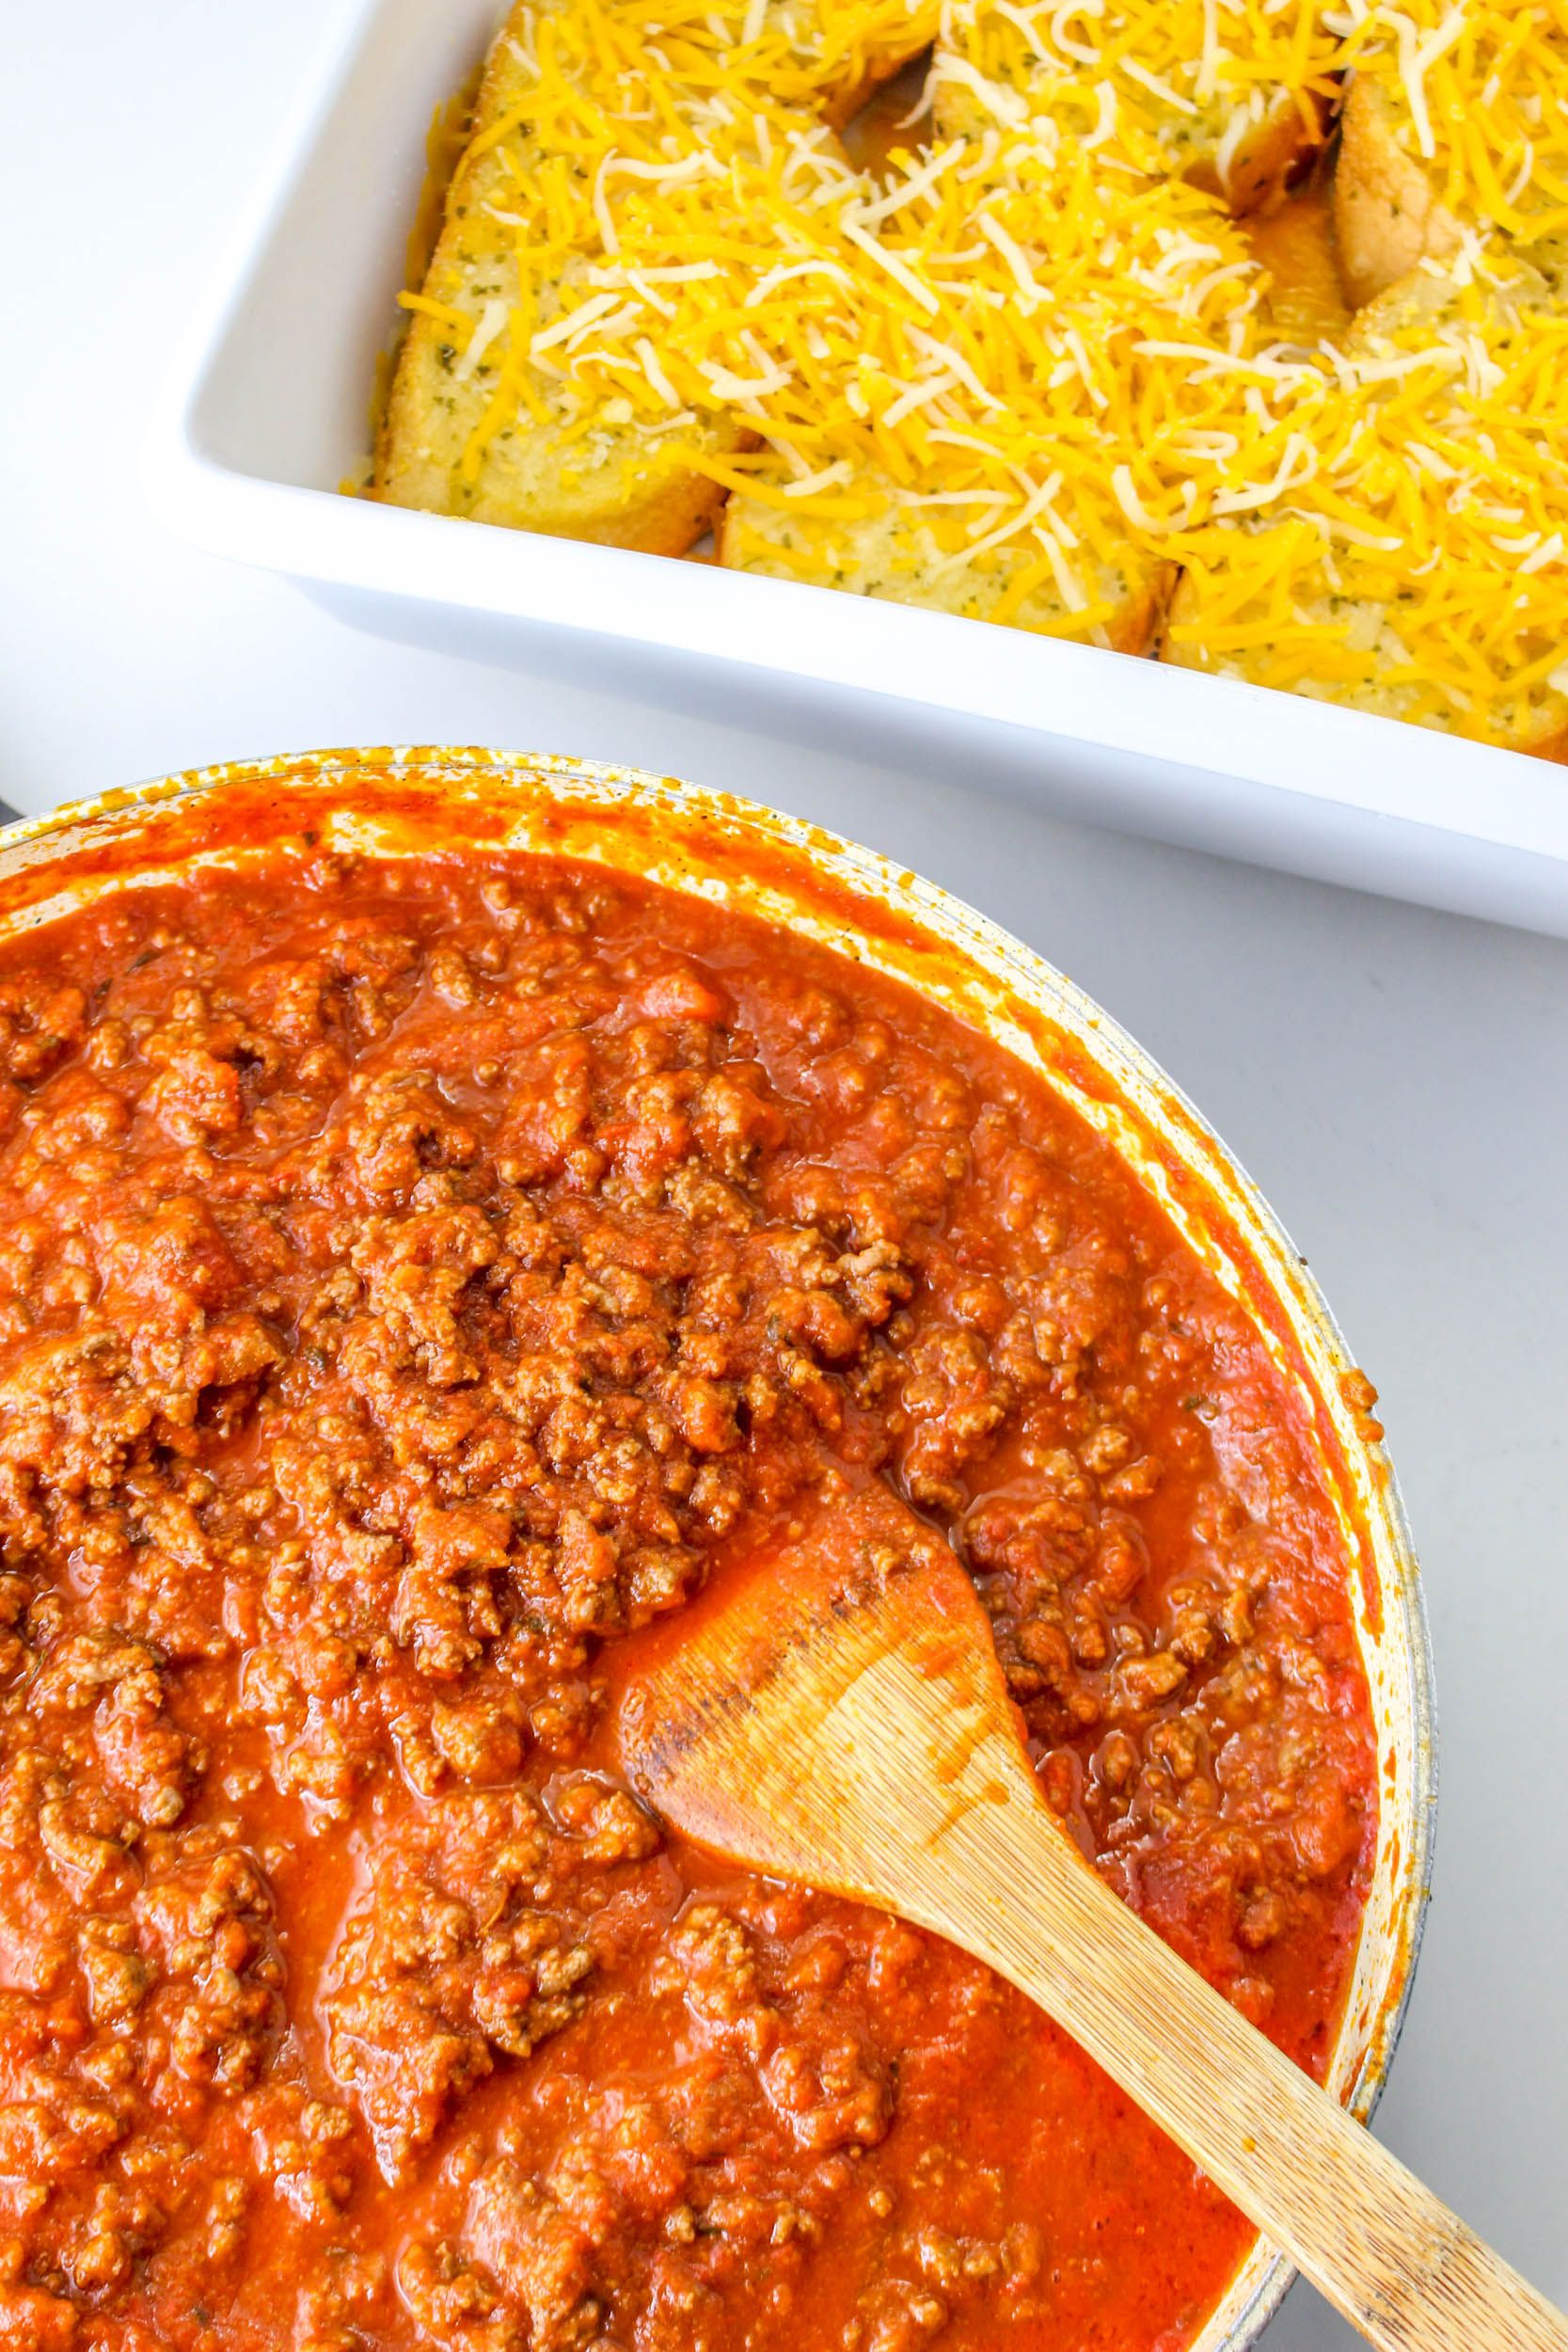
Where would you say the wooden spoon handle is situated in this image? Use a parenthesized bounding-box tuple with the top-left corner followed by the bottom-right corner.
(919, 1783, 1566, 2352)
(624, 1487, 1562, 2351)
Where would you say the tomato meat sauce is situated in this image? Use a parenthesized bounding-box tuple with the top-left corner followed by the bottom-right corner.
(0, 844, 1376, 2352)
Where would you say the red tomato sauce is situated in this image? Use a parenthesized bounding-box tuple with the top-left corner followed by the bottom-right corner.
(0, 844, 1375, 2352)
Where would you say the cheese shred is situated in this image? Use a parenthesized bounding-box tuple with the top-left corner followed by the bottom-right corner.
(384, 0, 1568, 750)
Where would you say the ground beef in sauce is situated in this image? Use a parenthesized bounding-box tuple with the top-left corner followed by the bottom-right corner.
(0, 849, 1375, 2352)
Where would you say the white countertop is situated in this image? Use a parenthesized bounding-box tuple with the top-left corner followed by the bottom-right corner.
(2, 4, 1564, 2339)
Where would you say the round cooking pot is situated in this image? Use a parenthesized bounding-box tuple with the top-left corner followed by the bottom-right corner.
(0, 747, 1436, 2352)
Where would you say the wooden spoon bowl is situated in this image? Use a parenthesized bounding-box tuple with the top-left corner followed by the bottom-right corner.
(617, 1480, 1567, 2352)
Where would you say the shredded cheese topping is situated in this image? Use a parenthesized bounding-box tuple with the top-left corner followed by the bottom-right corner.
(393, 0, 1568, 746)
(1328, 0, 1568, 252)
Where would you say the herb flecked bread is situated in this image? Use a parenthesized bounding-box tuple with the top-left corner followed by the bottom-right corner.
(376, 0, 1568, 759)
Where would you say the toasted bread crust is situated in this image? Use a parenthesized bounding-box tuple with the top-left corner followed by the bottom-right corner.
(1244, 183, 1349, 342)
(1333, 77, 1463, 311)
(377, 376, 736, 555)
(375, 0, 925, 551)
(1159, 565, 1568, 758)
(1109, 564, 1179, 658)
(376, 294, 745, 554)
(817, 40, 933, 134)
(1188, 89, 1324, 218)
(374, 0, 749, 552)
(719, 490, 1175, 653)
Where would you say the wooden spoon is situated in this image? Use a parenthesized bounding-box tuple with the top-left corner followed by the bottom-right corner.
(616, 1481, 1568, 2352)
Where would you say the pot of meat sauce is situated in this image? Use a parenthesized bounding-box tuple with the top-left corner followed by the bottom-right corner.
(0, 747, 1433, 2352)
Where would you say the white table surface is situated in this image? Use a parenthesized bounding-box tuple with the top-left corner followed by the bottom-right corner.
(2, 5, 1564, 2340)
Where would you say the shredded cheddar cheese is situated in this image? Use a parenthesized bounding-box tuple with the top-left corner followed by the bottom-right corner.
(380, 0, 1568, 750)
(1328, 0, 1568, 256)
(931, 0, 1343, 195)
(1167, 272, 1568, 738)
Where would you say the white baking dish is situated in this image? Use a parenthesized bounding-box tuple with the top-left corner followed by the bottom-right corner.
(141, 0, 1568, 936)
